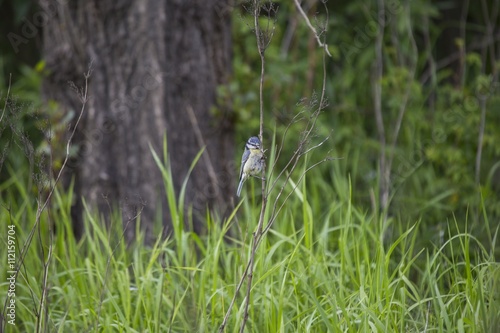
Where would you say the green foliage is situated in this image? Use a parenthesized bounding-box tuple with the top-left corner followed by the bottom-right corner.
(225, 0, 500, 234)
(0, 61, 71, 193)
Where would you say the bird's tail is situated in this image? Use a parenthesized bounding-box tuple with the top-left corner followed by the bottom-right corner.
(236, 177, 245, 197)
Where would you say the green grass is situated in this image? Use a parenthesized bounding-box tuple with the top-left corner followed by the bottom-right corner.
(1, 147, 499, 333)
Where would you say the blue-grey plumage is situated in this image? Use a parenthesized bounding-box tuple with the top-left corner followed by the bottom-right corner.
(237, 136, 264, 197)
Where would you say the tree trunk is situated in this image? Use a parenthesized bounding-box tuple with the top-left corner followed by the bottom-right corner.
(39, 0, 234, 241)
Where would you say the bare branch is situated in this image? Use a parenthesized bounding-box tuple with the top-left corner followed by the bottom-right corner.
(186, 105, 221, 199)
(218, 258, 253, 332)
(5, 63, 93, 324)
(267, 109, 307, 186)
(293, 0, 332, 57)
(221, 3, 335, 331)
(373, 0, 387, 212)
(262, 156, 338, 236)
(386, 7, 418, 196)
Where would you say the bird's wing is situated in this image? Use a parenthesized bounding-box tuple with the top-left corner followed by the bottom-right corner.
(239, 149, 250, 180)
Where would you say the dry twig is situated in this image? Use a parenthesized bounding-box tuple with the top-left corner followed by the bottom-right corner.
(220, 2, 334, 332)
(0, 62, 93, 333)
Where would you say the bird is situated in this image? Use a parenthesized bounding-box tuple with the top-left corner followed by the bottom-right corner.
(237, 136, 265, 197)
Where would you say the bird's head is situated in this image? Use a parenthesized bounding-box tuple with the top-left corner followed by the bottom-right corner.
(246, 136, 261, 151)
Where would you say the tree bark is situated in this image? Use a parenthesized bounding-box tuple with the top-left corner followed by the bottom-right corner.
(40, 0, 234, 240)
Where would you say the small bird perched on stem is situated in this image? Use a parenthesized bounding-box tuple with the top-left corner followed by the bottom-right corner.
(237, 136, 265, 197)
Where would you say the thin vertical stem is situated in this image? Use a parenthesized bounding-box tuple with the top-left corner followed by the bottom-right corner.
(475, 99, 487, 185)
(373, 0, 387, 212)
(459, 0, 470, 88)
(240, 3, 268, 331)
(387, 3, 417, 192)
(219, 2, 269, 329)
(476, 0, 498, 186)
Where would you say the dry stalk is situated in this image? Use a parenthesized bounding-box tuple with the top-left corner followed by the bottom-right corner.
(220, 2, 333, 332)
(239, 1, 269, 330)
(293, 0, 332, 57)
(0, 63, 93, 333)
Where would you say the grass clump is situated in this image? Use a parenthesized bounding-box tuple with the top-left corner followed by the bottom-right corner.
(1, 145, 498, 332)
